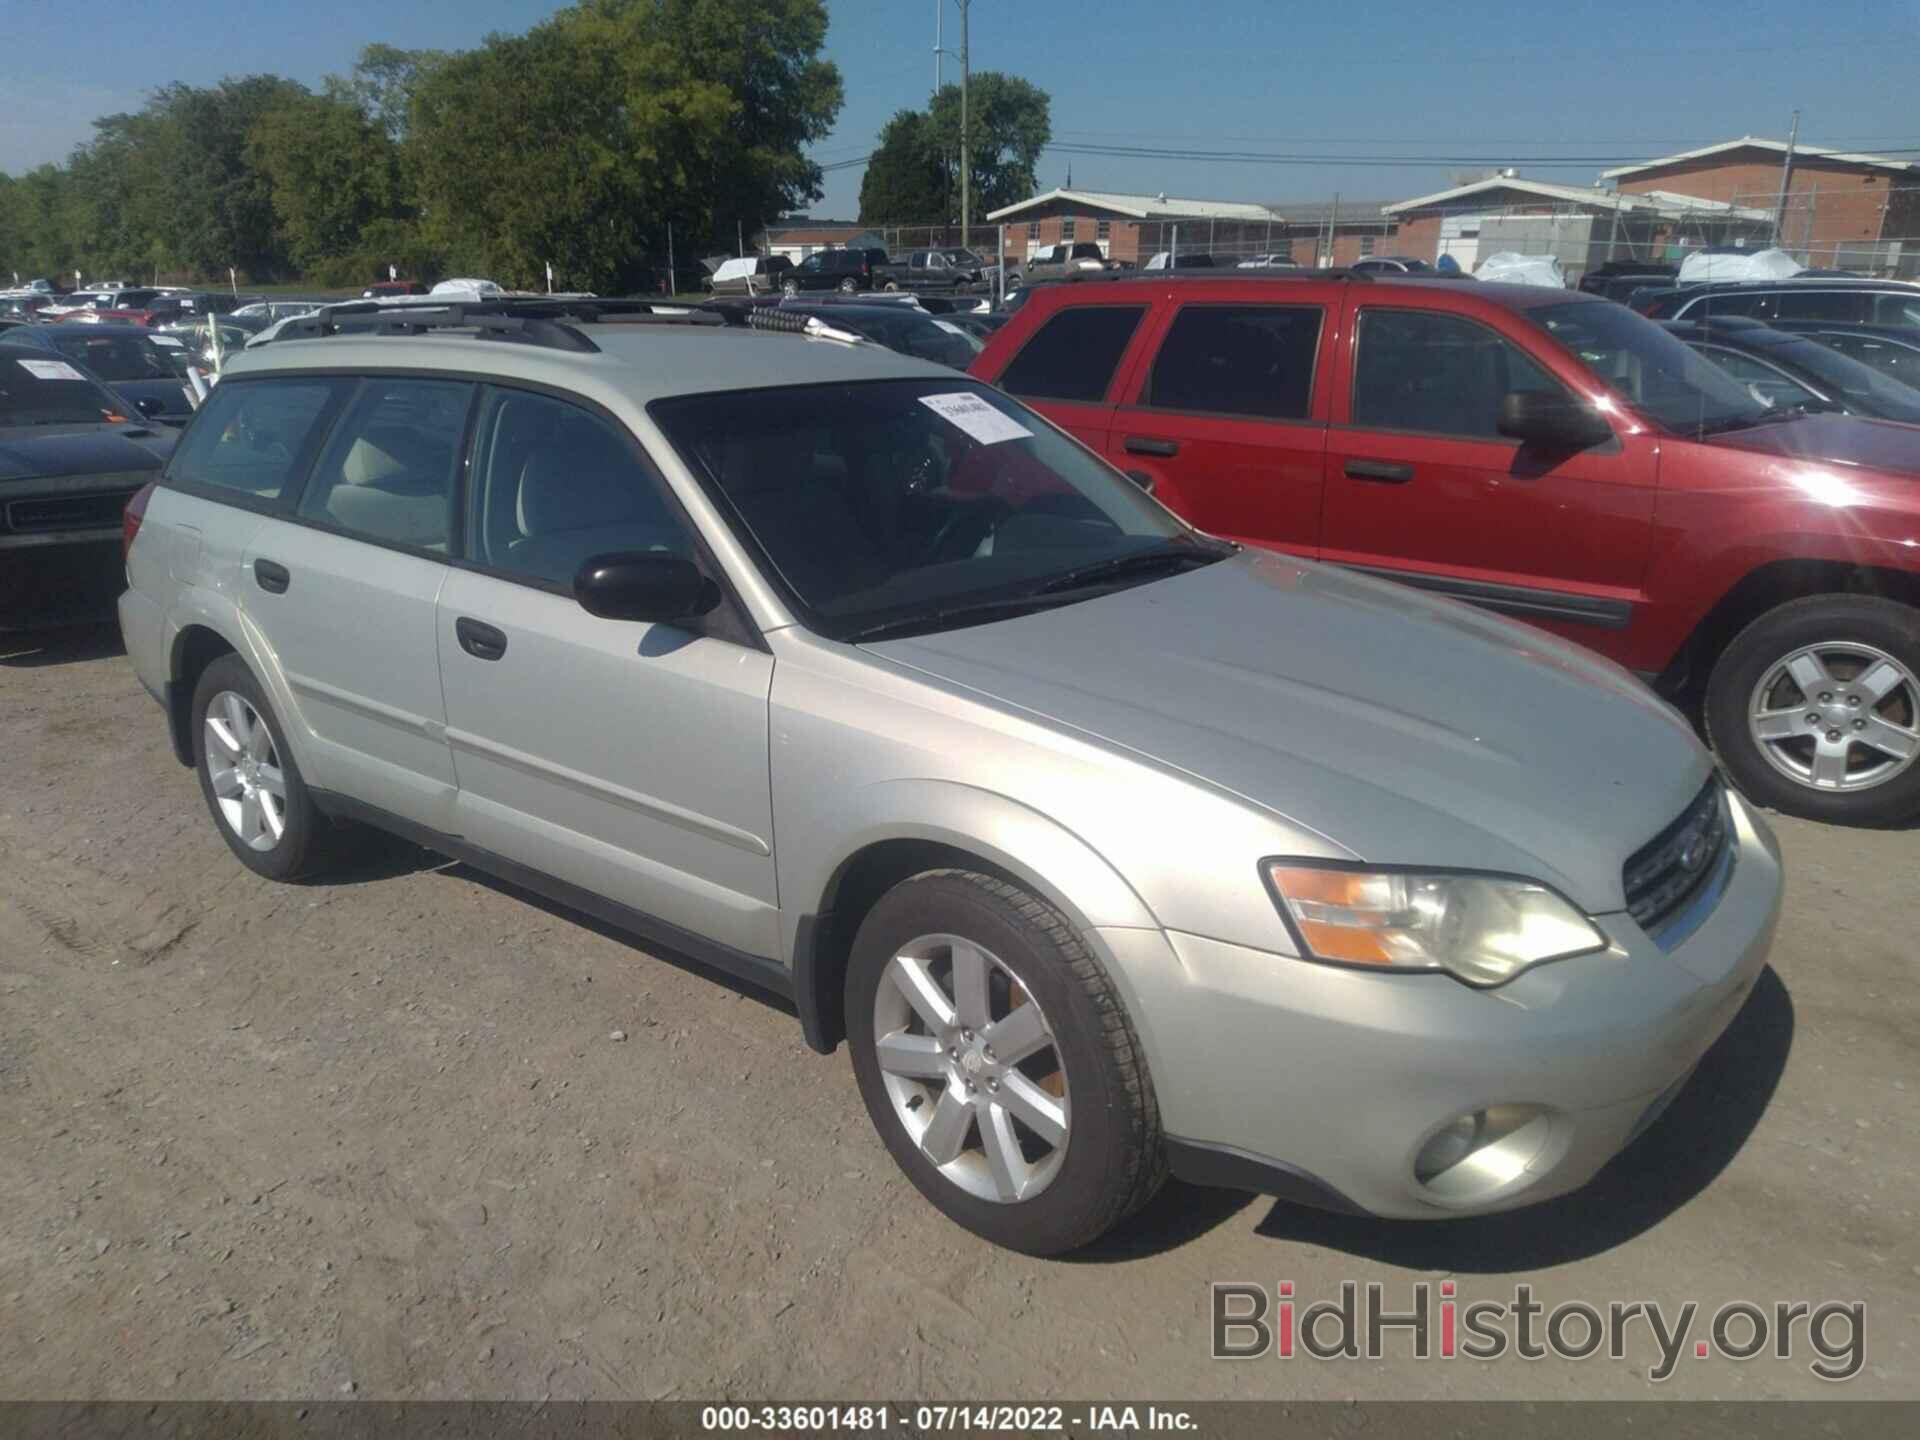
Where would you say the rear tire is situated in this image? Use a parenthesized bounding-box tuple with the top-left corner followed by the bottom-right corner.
(191, 654, 330, 879)
(845, 869, 1165, 1254)
(838, 276, 859, 295)
(1704, 594, 1920, 826)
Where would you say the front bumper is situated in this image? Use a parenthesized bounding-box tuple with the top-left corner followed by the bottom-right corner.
(1099, 792, 1782, 1219)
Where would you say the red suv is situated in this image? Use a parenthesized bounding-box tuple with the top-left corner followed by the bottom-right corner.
(970, 273, 1920, 826)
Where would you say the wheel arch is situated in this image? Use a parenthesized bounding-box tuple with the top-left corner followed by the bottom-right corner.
(787, 787, 1160, 1055)
(1657, 558, 1920, 700)
(165, 622, 241, 766)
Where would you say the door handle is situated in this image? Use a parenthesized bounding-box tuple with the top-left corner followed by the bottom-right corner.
(455, 617, 508, 662)
(1344, 459, 1416, 484)
(1123, 435, 1180, 457)
(253, 558, 290, 594)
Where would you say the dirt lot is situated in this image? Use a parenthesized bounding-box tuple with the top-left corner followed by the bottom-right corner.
(1, 622, 1915, 1402)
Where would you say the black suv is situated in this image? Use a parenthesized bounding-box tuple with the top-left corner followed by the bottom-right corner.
(781, 247, 889, 295)
(1638, 277, 1920, 326)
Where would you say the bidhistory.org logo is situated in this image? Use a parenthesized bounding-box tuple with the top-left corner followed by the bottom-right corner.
(1211, 1281, 1865, 1382)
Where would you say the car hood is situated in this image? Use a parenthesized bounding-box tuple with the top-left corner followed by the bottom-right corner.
(1703, 412, 1920, 475)
(0, 423, 176, 482)
(864, 550, 1711, 912)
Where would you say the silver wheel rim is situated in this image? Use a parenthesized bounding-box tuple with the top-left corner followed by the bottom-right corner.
(204, 691, 288, 851)
(872, 933, 1070, 1204)
(1748, 641, 1920, 793)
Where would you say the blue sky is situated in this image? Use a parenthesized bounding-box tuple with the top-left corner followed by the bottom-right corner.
(4, 0, 1916, 216)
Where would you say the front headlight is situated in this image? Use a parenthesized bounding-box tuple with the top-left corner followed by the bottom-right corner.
(1262, 862, 1607, 986)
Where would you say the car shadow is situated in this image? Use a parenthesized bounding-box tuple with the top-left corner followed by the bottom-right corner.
(1062, 1179, 1259, 1263)
(0, 621, 126, 667)
(1245, 964, 1794, 1272)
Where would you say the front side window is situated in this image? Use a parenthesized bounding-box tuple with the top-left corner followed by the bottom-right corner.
(998, 305, 1147, 404)
(1687, 345, 1818, 411)
(467, 387, 692, 591)
(296, 379, 472, 551)
(1145, 304, 1322, 420)
(1820, 331, 1920, 386)
(1351, 308, 1571, 440)
(166, 377, 349, 501)
(652, 379, 1217, 641)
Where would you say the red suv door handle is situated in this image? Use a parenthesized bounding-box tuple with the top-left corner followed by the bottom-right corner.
(1344, 459, 1415, 483)
(1124, 436, 1180, 457)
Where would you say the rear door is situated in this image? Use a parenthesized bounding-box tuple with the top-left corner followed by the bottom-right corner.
(1101, 297, 1330, 554)
(987, 299, 1152, 452)
(435, 385, 779, 960)
(1320, 299, 1657, 647)
(239, 375, 471, 832)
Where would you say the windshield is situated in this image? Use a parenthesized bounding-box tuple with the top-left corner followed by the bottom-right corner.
(651, 379, 1217, 640)
(1529, 300, 1771, 435)
(1765, 336, 1920, 423)
(48, 332, 176, 382)
(0, 350, 131, 426)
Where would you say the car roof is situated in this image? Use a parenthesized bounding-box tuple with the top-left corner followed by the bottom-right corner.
(226, 317, 954, 400)
(35, 322, 160, 340)
(1662, 318, 1804, 348)
(1019, 271, 1591, 312)
(1676, 276, 1920, 293)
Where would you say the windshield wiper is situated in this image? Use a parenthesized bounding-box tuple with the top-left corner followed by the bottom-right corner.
(1031, 539, 1231, 596)
(842, 593, 1088, 644)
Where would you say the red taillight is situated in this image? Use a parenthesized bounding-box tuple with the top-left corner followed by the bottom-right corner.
(123, 481, 156, 561)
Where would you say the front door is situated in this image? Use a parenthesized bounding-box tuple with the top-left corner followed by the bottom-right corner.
(435, 385, 779, 959)
(1321, 303, 1657, 647)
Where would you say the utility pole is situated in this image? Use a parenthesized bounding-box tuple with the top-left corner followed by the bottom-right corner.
(1773, 109, 1801, 246)
(933, 0, 943, 96)
(958, 0, 971, 251)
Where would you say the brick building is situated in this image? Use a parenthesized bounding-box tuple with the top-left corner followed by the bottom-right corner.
(1602, 138, 1920, 271)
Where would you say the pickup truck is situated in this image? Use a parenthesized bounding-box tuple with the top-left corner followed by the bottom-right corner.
(971, 271, 1920, 827)
(875, 248, 986, 293)
(1021, 242, 1116, 283)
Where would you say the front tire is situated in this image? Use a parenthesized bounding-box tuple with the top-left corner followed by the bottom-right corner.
(781, 278, 798, 297)
(838, 276, 859, 294)
(845, 869, 1165, 1254)
(1704, 595, 1920, 826)
(192, 654, 329, 879)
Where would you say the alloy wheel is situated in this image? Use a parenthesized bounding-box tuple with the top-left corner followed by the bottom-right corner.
(203, 690, 288, 851)
(1748, 641, 1920, 792)
(871, 933, 1070, 1203)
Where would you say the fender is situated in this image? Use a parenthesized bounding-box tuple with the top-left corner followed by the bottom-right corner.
(162, 589, 306, 772)
(784, 778, 1164, 1054)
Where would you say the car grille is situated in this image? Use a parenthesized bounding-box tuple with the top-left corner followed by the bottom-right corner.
(1622, 778, 1734, 937)
(3, 487, 141, 535)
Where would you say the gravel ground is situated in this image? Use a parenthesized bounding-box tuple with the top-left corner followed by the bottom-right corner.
(1, 621, 1914, 1402)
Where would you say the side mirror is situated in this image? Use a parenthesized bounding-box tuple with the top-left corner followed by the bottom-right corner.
(574, 552, 718, 624)
(134, 395, 165, 417)
(1497, 391, 1613, 450)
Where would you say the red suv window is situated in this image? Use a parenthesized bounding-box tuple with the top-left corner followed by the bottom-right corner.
(998, 305, 1146, 404)
(1142, 304, 1323, 420)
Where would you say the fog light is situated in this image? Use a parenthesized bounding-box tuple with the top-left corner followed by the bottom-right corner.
(1413, 1104, 1556, 1203)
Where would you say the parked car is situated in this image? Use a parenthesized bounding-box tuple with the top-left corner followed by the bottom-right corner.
(1026, 243, 1116, 282)
(1, 323, 196, 425)
(154, 316, 254, 367)
(117, 294, 1780, 1253)
(773, 300, 983, 370)
(41, 292, 108, 317)
(1637, 277, 1920, 326)
(874, 249, 985, 293)
(1350, 256, 1433, 276)
(972, 272, 1920, 825)
(230, 300, 326, 327)
(781, 247, 889, 295)
(1578, 260, 1678, 303)
(0, 340, 177, 625)
(1667, 317, 1920, 425)
(1237, 255, 1301, 270)
(362, 281, 430, 299)
(1139, 251, 1213, 273)
(1768, 321, 1920, 391)
(705, 256, 794, 296)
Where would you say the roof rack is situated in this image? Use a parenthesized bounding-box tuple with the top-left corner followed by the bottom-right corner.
(263, 296, 724, 354)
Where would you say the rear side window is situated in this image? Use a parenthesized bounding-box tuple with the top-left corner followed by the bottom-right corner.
(999, 305, 1146, 403)
(1687, 292, 1770, 320)
(296, 379, 473, 552)
(1351, 308, 1570, 440)
(167, 377, 348, 502)
(1773, 291, 1867, 323)
(1871, 293, 1920, 326)
(1144, 304, 1322, 420)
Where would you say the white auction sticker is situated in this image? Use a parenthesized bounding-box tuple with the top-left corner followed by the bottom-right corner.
(918, 391, 1032, 445)
(15, 358, 87, 382)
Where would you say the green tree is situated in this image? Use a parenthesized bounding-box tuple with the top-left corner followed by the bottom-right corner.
(336, 43, 445, 141)
(859, 110, 947, 224)
(927, 72, 1051, 216)
(249, 90, 410, 274)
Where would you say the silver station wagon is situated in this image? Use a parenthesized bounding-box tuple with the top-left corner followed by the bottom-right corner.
(119, 298, 1782, 1254)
